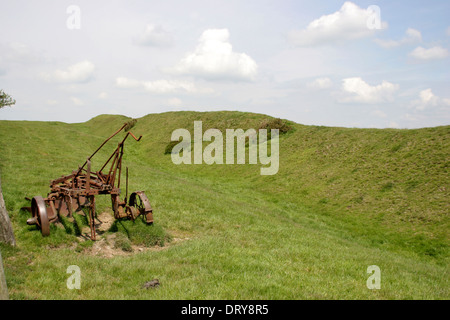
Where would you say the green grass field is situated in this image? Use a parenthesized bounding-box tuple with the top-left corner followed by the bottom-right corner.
(0, 111, 448, 299)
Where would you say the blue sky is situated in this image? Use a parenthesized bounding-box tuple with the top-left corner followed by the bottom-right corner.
(0, 0, 449, 128)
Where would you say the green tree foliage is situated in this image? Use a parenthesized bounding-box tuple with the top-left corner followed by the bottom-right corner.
(0, 90, 16, 108)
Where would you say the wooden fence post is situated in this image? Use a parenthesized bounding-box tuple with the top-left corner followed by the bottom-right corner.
(0, 250, 8, 300)
(0, 176, 16, 246)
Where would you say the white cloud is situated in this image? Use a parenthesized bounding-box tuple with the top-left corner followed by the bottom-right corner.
(0, 42, 45, 65)
(413, 88, 450, 110)
(70, 96, 84, 106)
(0, 42, 48, 75)
(133, 24, 173, 47)
(98, 92, 108, 99)
(43, 60, 95, 83)
(115, 77, 213, 94)
(167, 97, 183, 107)
(371, 110, 387, 118)
(171, 28, 258, 81)
(409, 46, 449, 60)
(142, 79, 208, 93)
(388, 121, 400, 128)
(418, 88, 438, 108)
(115, 77, 141, 89)
(375, 28, 422, 48)
(339, 77, 399, 104)
(289, 2, 387, 46)
(307, 77, 333, 89)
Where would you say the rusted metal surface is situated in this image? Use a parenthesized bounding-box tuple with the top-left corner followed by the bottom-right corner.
(25, 122, 154, 240)
(27, 196, 50, 237)
(129, 191, 153, 224)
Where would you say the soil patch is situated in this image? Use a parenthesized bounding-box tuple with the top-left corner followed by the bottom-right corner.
(76, 212, 189, 258)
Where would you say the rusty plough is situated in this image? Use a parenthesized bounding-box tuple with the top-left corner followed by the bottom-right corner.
(25, 122, 153, 240)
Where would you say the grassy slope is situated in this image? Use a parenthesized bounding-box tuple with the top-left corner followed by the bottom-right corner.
(0, 111, 448, 299)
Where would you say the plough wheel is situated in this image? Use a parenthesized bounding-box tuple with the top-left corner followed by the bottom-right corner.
(129, 191, 153, 224)
(31, 196, 50, 237)
(126, 206, 139, 221)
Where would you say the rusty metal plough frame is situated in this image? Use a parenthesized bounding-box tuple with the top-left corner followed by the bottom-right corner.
(25, 122, 153, 240)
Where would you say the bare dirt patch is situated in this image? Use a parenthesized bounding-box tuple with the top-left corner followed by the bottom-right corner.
(76, 212, 189, 258)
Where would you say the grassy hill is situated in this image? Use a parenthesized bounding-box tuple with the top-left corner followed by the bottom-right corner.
(0, 111, 448, 299)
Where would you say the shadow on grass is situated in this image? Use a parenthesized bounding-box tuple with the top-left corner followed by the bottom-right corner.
(108, 218, 171, 247)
